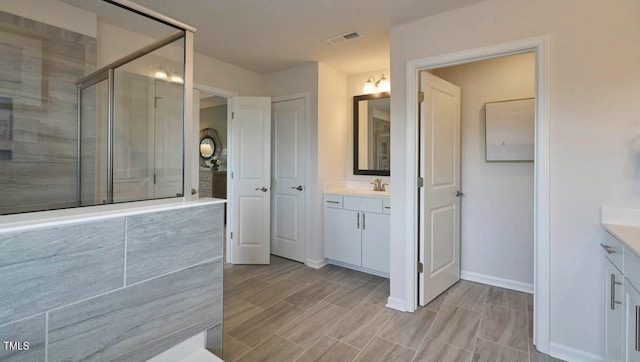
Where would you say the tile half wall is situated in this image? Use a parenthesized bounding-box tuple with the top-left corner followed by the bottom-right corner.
(0, 202, 224, 361)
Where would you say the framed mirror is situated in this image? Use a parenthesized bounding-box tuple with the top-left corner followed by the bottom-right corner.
(353, 91, 391, 176)
(199, 128, 223, 167)
(200, 137, 215, 158)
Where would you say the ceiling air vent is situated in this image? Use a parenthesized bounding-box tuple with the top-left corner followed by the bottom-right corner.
(327, 32, 361, 45)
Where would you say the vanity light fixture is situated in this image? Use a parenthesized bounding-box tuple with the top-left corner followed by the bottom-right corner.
(154, 68, 169, 80)
(170, 72, 184, 84)
(363, 73, 390, 94)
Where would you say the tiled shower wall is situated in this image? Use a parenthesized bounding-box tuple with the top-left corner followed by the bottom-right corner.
(0, 202, 224, 361)
(0, 11, 97, 214)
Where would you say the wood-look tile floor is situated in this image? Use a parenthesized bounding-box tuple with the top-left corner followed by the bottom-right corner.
(222, 256, 562, 362)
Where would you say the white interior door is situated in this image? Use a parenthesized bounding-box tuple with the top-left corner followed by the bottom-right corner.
(419, 71, 461, 305)
(229, 97, 271, 264)
(271, 98, 306, 263)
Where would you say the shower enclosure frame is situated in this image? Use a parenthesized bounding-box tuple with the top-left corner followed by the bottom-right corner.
(76, 30, 187, 205)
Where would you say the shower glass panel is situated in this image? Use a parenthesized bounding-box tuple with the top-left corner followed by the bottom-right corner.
(80, 79, 108, 206)
(0, 0, 189, 216)
(112, 37, 185, 202)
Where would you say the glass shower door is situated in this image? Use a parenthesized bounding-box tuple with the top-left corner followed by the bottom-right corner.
(79, 78, 108, 206)
(112, 37, 184, 203)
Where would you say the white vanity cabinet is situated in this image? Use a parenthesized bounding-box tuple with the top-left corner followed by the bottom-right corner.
(605, 257, 624, 361)
(625, 282, 640, 361)
(323, 192, 390, 276)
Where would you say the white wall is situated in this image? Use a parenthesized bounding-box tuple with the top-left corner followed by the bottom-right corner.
(318, 62, 349, 258)
(346, 69, 391, 185)
(0, 0, 96, 37)
(431, 53, 535, 287)
(265, 63, 321, 264)
(389, 0, 640, 358)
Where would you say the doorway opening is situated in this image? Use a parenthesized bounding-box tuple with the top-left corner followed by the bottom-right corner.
(404, 35, 550, 353)
(194, 84, 237, 262)
(418, 52, 536, 305)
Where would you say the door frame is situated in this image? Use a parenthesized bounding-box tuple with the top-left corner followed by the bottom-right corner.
(403, 35, 550, 353)
(272, 93, 311, 265)
(193, 83, 238, 263)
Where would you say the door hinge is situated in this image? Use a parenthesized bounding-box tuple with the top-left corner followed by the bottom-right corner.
(232, 112, 235, 119)
(231, 172, 234, 179)
(418, 177, 424, 188)
(230, 232, 233, 239)
(153, 174, 156, 184)
(418, 92, 424, 103)
(418, 262, 424, 274)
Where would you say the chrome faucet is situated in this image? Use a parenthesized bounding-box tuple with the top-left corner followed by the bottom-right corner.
(371, 178, 382, 191)
(371, 179, 389, 192)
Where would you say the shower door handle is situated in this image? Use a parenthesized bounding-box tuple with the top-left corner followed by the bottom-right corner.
(255, 187, 268, 192)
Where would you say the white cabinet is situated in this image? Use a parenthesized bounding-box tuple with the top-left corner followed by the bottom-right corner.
(323, 193, 390, 276)
(625, 283, 640, 361)
(361, 212, 390, 273)
(324, 207, 362, 266)
(605, 258, 624, 361)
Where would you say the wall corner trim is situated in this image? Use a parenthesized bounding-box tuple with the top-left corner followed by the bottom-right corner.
(549, 342, 604, 362)
(306, 258, 328, 269)
(385, 297, 410, 312)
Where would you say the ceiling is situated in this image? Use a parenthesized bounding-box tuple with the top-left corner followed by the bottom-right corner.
(68, 0, 485, 75)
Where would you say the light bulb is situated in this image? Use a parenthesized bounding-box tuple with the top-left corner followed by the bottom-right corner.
(377, 74, 390, 92)
(155, 69, 168, 80)
(363, 76, 376, 94)
(170, 72, 183, 84)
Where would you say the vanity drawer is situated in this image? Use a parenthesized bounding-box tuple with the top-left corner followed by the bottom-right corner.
(200, 171, 213, 182)
(343, 196, 383, 214)
(383, 199, 391, 215)
(324, 194, 343, 208)
(603, 230, 624, 271)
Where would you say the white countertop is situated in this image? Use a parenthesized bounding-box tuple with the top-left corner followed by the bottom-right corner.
(325, 188, 390, 198)
(0, 198, 226, 233)
(602, 206, 640, 257)
(603, 223, 640, 257)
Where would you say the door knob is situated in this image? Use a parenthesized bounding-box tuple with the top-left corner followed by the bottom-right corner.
(292, 185, 303, 191)
(255, 187, 268, 192)
(455, 190, 463, 197)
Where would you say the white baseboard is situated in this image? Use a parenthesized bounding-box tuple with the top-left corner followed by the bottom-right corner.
(147, 333, 223, 362)
(385, 296, 410, 312)
(326, 259, 389, 278)
(460, 270, 534, 293)
(549, 342, 604, 362)
(306, 258, 328, 269)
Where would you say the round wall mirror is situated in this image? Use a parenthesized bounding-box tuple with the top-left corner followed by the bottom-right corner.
(200, 137, 215, 159)
(199, 128, 223, 168)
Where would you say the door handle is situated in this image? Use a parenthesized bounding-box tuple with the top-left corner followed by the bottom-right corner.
(611, 274, 622, 310)
(292, 185, 303, 191)
(636, 305, 640, 351)
(255, 187, 268, 192)
(455, 190, 463, 197)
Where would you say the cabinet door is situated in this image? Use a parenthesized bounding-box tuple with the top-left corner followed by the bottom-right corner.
(361, 212, 390, 273)
(605, 259, 624, 361)
(324, 208, 361, 266)
(626, 282, 640, 361)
